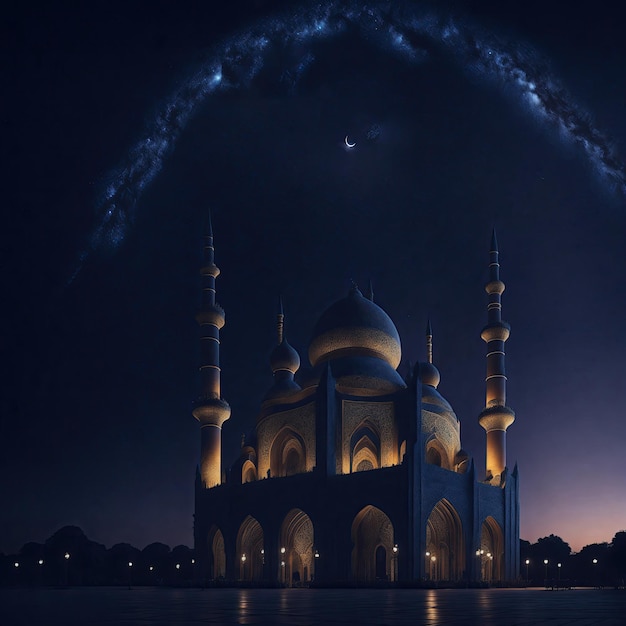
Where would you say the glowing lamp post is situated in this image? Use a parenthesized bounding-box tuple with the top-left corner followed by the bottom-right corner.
(557, 563, 561, 582)
(241, 554, 247, 580)
(64, 552, 70, 587)
(392, 544, 399, 582)
(525, 559, 530, 583)
(543, 559, 548, 584)
(280, 547, 286, 584)
(128, 562, 133, 589)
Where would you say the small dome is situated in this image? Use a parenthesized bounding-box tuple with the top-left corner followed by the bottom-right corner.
(418, 361, 440, 388)
(270, 339, 300, 374)
(309, 286, 401, 368)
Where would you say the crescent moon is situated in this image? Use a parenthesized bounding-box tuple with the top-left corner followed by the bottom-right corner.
(344, 135, 356, 148)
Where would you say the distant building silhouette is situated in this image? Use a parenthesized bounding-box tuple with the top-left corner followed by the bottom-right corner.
(193, 222, 519, 585)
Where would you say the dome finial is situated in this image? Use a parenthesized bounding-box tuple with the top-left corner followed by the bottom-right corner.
(269, 299, 300, 375)
(419, 317, 440, 388)
(426, 317, 433, 364)
(491, 226, 498, 253)
(277, 296, 284, 344)
(207, 210, 214, 238)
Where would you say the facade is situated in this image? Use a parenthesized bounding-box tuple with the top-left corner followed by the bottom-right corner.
(193, 224, 520, 585)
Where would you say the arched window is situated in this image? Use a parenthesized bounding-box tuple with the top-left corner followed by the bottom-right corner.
(270, 428, 306, 477)
(242, 459, 257, 483)
(350, 422, 381, 473)
(425, 439, 450, 470)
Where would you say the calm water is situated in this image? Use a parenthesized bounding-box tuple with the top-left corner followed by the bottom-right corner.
(1, 587, 624, 625)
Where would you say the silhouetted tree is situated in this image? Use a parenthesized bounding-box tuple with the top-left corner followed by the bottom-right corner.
(142, 542, 171, 584)
(610, 531, 626, 586)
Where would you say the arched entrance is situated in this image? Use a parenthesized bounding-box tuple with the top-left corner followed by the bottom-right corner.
(279, 508, 315, 586)
(480, 517, 504, 582)
(351, 505, 395, 582)
(425, 499, 465, 581)
(236, 516, 264, 581)
(208, 526, 226, 580)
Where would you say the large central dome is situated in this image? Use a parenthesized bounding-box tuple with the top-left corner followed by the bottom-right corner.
(308, 285, 402, 369)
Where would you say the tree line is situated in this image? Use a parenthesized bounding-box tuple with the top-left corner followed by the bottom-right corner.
(520, 532, 626, 588)
(0, 526, 195, 587)
(2, 525, 625, 587)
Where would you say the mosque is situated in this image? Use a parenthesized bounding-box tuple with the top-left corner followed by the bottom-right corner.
(192, 223, 519, 585)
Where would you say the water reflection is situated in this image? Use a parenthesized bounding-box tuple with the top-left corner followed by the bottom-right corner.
(425, 589, 439, 624)
(0, 587, 620, 626)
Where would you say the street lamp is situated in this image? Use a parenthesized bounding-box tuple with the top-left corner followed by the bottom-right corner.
(525, 559, 530, 583)
(557, 563, 561, 581)
(63, 552, 70, 587)
(543, 559, 548, 583)
(392, 544, 398, 582)
(128, 562, 133, 589)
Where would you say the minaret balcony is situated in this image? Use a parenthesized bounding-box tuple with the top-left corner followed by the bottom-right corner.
(193, 396, 231, 427)
(480, 322, 510, 343)
(478, 405, 515, 432)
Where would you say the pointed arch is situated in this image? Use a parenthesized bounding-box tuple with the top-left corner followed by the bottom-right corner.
(242, 459, 257, 483)
(208, 525, 226, 580)
(270, 427, 306, 477)
(425, 499, 465, 581)
(279, 508, 315, 586)
(236, 515, 264, 581)
(480, 516, 504, 582)
(425, 437, 450, 470)
(351, 505, 395, 582)
(350, 420, 381, 473)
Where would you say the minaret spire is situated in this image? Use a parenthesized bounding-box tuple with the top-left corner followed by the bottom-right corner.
(192, 215, 231, 488)
(426, 318, 433, 364)
(277, 296, 284, 344)
(478, 229, 515, 483)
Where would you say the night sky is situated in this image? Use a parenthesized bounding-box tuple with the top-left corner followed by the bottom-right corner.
(2, 0, 626, 555)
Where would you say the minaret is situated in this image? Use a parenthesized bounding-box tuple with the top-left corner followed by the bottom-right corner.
(265, 297, 301, 399)
(192, 216, 231, 488)
(478, 229, 515, 482)
(419, 318, 440, 388)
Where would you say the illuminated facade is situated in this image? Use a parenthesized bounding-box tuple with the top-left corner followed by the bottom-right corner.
(193, 225, 519, 585)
